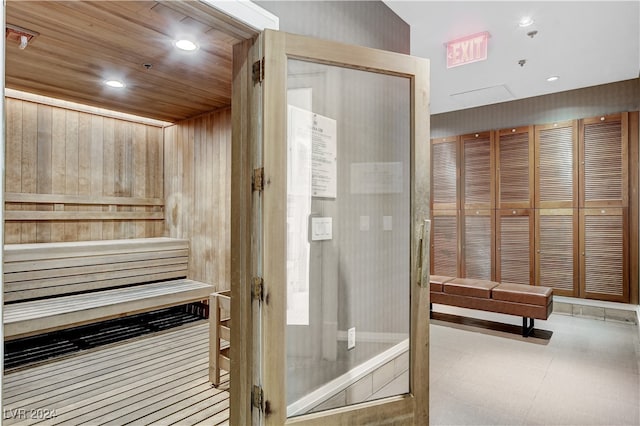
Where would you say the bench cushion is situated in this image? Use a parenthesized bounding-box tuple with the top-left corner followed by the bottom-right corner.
(444, 278, 499, 299)
(492, 282, 553, 306)
(429, 275, 455, 293)
(4, 279, 213, 339)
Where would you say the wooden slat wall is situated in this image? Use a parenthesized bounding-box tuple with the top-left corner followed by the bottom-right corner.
(496, 126, 534, 208)
(462, 210, 493, 280)
(164, 108, 231, 290)
(535, 121, 578, 208)
(535, 209, 578, 296)
(4, 97, 164, 243)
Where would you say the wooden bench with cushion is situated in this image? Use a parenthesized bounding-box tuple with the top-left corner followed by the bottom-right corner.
(3, 237, 214, 340)
(430, 275, 553, 337)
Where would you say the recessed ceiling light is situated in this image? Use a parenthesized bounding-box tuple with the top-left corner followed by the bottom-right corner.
(104, 79, 125, 88)
(519, 16, 534, 27)
(546, 76, 560, 82)
(174, 39, 198, 51)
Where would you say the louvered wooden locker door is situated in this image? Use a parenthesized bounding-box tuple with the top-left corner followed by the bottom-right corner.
(461, 131, 494, 210)
(462, 209, 494, 281)
(496, 209, 534, 285)
(432, 136, 459, 211)
(535, 120, 578, 208)
(535, 209, 578, 296)
(431, 210, 459, 277)
(579, 208, 629, 302)
(580, 113, 629, 208)
(496, 126, 534, 209)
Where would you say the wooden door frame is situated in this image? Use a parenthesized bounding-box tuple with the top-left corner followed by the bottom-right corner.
(232, 29, 430, 425)
(1, 0, 7, 412)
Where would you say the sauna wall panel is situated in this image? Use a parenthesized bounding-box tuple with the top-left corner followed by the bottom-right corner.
(4, 98, 164, 243)
(164, 108, 231, 290)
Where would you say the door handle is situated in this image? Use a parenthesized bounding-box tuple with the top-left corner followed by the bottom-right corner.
(419, 219, 431, 288)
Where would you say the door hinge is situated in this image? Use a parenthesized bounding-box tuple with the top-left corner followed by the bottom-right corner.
(252, 167, 264, 192)
(252, 58, 264, 84)
(251, 385, 264, 412)
(252, 276, 264, 302)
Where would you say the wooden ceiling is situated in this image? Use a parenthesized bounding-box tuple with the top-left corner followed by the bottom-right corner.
(5, 1, 253, 123)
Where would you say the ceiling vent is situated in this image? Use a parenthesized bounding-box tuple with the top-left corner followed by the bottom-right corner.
(450, 84, 514, 109)
(6, 24, 39, 50)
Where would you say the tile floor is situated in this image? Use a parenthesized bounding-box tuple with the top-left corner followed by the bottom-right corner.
(430, 305, 640, 426)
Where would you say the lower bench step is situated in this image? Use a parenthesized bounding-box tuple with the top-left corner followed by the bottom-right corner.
(4, 304, 206, 371)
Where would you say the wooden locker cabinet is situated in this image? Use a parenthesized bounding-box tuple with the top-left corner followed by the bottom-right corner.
(579, 113, 628, 208)
(461, 209, 494, 281)
(579, 208, 629, 302)
(534, 120, 579, 296)
(461, 131, 495, 210)
(535, 120, 578, 209)
(432, 136, 459, 211)
(460, 131, 495, 280)
(431, 137, 460, 276)
(535, 209, 579, 297)
(431, 210, 459, 277)
(496, 209, 535, 285)
(578, 113, 630, 302)
(429, 111, 637, 303)
(496, 126, 534, 209)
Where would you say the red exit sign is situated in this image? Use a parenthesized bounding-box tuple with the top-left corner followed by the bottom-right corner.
(446, 32, 489, 68)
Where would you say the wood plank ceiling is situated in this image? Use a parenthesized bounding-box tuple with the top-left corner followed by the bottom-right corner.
(5, 1, 247, 123)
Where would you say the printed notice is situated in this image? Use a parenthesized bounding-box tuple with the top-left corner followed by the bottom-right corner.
(311, 113, 337, 198)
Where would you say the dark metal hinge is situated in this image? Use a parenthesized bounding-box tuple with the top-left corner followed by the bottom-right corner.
(252, 167, 264, 192)
(251, 385, 264, 412)
(252, 276, 264, 302)
(252, 58, 264, 84)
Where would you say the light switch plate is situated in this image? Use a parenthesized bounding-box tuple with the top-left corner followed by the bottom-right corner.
(347, 327, 356, 350)
(311, 217, 332, 241)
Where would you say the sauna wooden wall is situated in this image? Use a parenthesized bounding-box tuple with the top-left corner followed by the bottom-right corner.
(431, 111, 638, 304)
(4, 97, 165, 243)
(164, 108, 231, 291)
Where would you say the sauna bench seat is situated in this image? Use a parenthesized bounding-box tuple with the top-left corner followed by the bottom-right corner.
(3, 238, 214, 340)
(429, 276, 553, 337)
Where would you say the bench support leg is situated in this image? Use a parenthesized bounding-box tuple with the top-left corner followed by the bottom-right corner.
(522, 317, 534, 337)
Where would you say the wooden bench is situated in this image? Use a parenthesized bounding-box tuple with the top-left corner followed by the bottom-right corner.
(3, 237, 214, 340)
(209, 290, 230, 387)
(430, 276, 553, 337)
